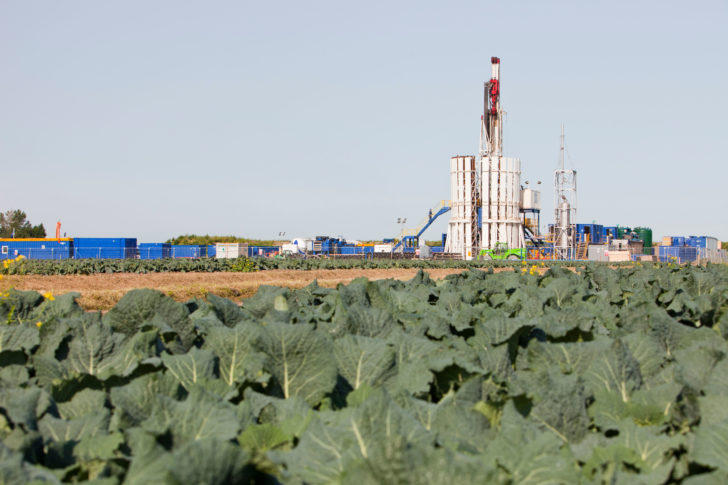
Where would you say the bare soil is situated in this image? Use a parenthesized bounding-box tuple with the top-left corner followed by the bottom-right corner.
(1, 268, 513, 311)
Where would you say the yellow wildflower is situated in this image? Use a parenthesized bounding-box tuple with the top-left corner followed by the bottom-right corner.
(43, 292, 55, 301)
(36, 321, 42, 328)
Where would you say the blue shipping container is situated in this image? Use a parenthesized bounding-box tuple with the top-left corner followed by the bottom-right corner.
(170, 245, 206, 258)
(575, 224, 601, 244)
(601, 226, 618, 240)
(0, 239, 73, 260)
(74, 248, 136, 259)
(671, 237, 686, 247)
(73, 238, 138, 259)
(594, 225, 603, 244)
(207, 245, 216, 258)
(687, 236, 707, 248)
(139, 243, 171, 260)
(74, 238, 135, 247)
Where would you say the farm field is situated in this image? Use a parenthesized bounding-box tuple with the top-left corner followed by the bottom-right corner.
(1, 264, 728, 483)
(0, 268, 486, 311)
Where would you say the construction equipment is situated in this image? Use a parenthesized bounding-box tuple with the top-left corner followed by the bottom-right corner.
(477, 242, 524, 260)
(392, 201, 451, 253)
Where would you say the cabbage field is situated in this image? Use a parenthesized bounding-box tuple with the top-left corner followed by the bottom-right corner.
(1, 264, 728, 484)
(1, 256, 623, 276)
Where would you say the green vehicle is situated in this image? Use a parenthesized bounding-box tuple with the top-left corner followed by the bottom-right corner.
(477, 242, 525, 261)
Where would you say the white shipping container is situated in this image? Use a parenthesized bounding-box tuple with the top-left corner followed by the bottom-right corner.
(706, 237, 719, 251)
(587, 244, 608, 262)
(520, 188, 541, 210)
(374, 244, 393, 253)
(607, 250, 631, 262)
(215, 243, 248, 259)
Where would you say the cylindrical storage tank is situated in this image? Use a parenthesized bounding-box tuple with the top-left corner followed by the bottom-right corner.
(292, 238, 307, 253)
(633, 227, 652, 249)
(558, 202, 571, 248)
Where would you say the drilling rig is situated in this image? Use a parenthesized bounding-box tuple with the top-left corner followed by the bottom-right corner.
(554, 125, 577, 259)
(479, 57, 525, 257)
(445, 56, 527, 260)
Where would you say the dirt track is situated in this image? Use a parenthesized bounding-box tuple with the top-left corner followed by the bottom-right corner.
(1, 268, 490, 311)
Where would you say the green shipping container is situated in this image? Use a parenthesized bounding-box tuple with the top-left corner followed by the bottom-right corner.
(633, 227, 653, 254)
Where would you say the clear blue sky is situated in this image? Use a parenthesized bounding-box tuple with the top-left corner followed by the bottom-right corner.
(2, 1, 726, 243)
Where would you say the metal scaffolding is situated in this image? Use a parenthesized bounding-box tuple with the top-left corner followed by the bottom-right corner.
(554, 125, 577, 259)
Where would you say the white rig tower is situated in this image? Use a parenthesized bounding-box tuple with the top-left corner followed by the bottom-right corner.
(445, 155, 478, 259)
(554, 125, 577, 259)
(445, 57, 526, 260)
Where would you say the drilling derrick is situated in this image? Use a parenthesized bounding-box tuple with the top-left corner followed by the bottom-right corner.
(479, 57, 524, 250)
(482, 58, 502, 158)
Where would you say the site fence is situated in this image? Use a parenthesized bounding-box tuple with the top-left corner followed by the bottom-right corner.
(3, 245, 727, 264)
(0, 248, 217, 260)
(658, 247, 728, 264)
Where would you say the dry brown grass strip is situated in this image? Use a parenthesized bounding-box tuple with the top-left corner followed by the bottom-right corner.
(1, 268, 490, 311)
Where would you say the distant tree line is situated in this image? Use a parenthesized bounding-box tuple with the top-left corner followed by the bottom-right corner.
(165, 234, 279, 246)
(0, 210, 46, 238)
